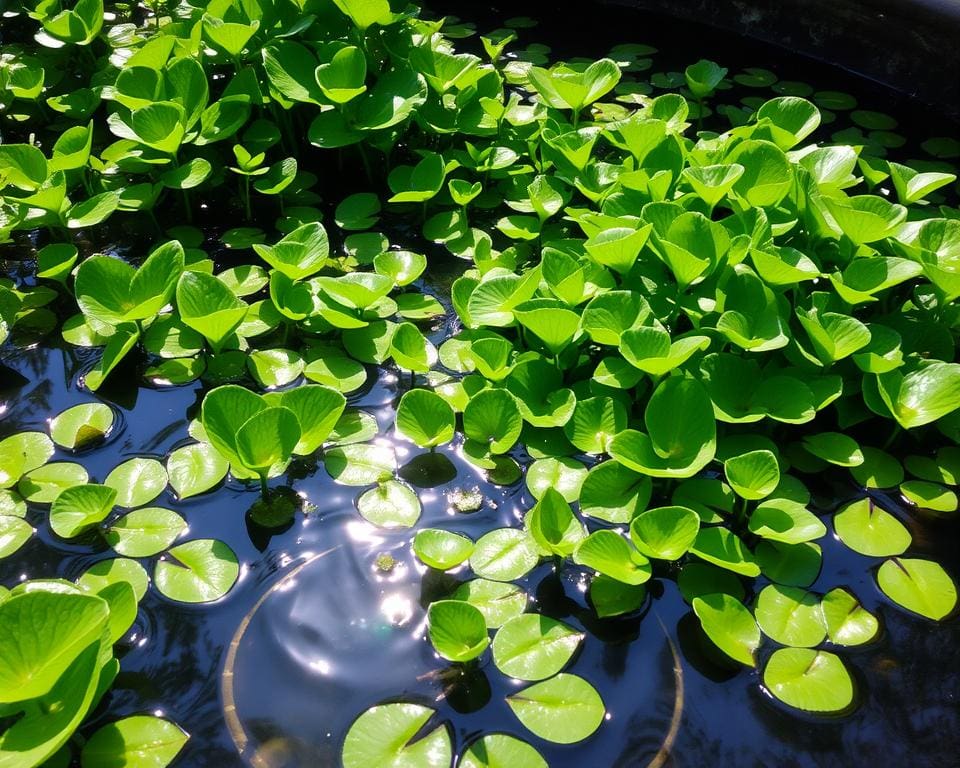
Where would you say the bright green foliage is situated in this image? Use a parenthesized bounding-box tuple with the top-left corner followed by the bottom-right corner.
(506, 674, 605, 744)
(763, 648, 854, 713)
(342, 704, 450, 768)
(427, 600, 489, 663)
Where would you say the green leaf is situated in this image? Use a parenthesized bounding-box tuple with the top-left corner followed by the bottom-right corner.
(396, 389, 456, 448)
(579, 461, 651, 524)
(629, 505, 700, 560)
(105, 508, 186, 558)
(50, 403, 115, 450)
(802, 432, 863, 467)
(428, 599, 489, 662)
(452, 579, 527, 628)
(104, 458, 168, 508)
(819, 588, 878, 646)
(756, 541, 822, 587)
(589, 575, 646, 618)
(470, 528, 540, 582)
(167, 443, 229, 500)
(154, 539, 239, 603)
(0, 515, 33, 559)
(464, 389, 523, 454)
(692, 592, 761, 666)
(176, 271, 247, 353)
(236, 407, 300, 476)
(315, 45, 368, 103)
(413, 529, 474, 569)
(833, 497, 911, 557)
(0, 589, 108, 703)
(492, 613, 583, 681)
(724, 450, 780, 500)
(81, 716, 189, 768)
(754, 584, 826, 647)
(525, 457, 586, 502)
(252, 222, 329, 280)
(748, 498, 826, 544)
(341, 704, 450, 768)
(506, 674, 605, 744)
(573, 530, 651, 585)
(876, 558, 957, 620)
(269, 384, 346, 455)
(690, 527, 760, 576)
(876, 363, 960, 429)
(459, 734, 547, 768)
(50, 484, 117, 538)
(526, 488, 586, 558)
(678, 563, 745, 604)
(763, 648, 853, 713)
(326, 444, 395, 486)
(358, 481, 421, 529)
(527, 58, 621, 113)
(77, 557, 149, 602)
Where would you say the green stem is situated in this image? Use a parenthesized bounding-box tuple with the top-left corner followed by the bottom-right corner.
(259, 474, 269, 499)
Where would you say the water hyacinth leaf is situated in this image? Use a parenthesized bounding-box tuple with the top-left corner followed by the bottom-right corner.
(341, 704, 451, 768)
(236, 407, 301, 477)
(506, 359, 576, 429)
(266, 385, 346, 455)
(724, 450, 780, 500)
(876, 558, 957, 620)
(167, 443, 229, 499)
(525, 457, 587, 502)
(756, 541, 822, 587)
(77, 557, 150, 602)
(692, 593, 761, 666)
(763, 648, 854, 713)
(0, 589, 108, 703)
(252, 223, 329, 280)
(850, 447, 904, 489)
(427, 600, 489, 663)
(358, 481, 421, 529)
(453, 579, 527, 628)
(0, 490, 26, 518)
(756, 96, 821, 149)
(574, 530, 651, 585)
(315, 45, 368, 103)
(527, 58, 621, 113)
(526, 488, 587, 557)
(374, 251, 427, 286)
(821, 194, 907, 244)
(833, 498, 911, 557)
(754, 585, 826, 647)
(579, 461, 651, 523)
(691, 527, 760, 576)
(492, 613, 583, 681)
(247, 349, 304, 390)
(85, 322, 140, 392)
(470, 528, 540, 582)
(590, 575, 646, 618)
(176, 271, 248, 352)
(154, 539, 239, 603)
(0, 516, 32, 559)
(506, 674, 605, 744)
(748, 498, 827, 544)
(105, 508, 187, 558)
(390, 322, 437, 373)
(395, 389, 456, 448)
(876, 363, 960, 429)
(413, 529, 474, 570)
(304, 356, 367, 393)
(104, 458, 168, 508)
(50, 403, 115, 450)
(0, 432, 54, 489)
(80, 716, 189, 768)
(619, 327, 710, 376)
(513, 301, 581, 357)
(728, 139, 792, 207)
(325, 444, 395, 486)
(820, 587, 878, 646)
(802, 432, 863, 467)
(459, 734, 547, 768)
(463, 389, 523, 454)
(630, 505, 700, 560)
(50, 484, 117, 539)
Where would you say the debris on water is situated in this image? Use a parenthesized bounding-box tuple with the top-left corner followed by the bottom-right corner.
(375, 553, 398, 573)
(448, 486, 484, 513)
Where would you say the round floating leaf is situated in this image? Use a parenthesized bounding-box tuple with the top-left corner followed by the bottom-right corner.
(763, 648, 853, 713)
(470, 528, 540, 582)
(50, 403, 115, 450)
(459, 734, 547, 768)
(80, 716, 189, 768)
(0, 432, 54, 488)
(574, 530, 651, 585)
(18, 462, 89, 503)
(900, 480, 958, 514)
(414, 529, 474, 570)
(590, 575, 646, 618)
(820, 587, 878, 646)
(77, 558, 149, 602)
(247, 348, 304, 389)
(0, 490, 25, 518)
(154, 539, 239, 603)
(526, 488, 586, 558)
(850, 447, 903, 489)
(167, 443, 229, 499)
(756, 541, 822, 587)
(395, 389, 455, 448)
(754, 585, 826, 647)
(325, 444, 395, 486)
(724, 450, 780, 500)
(427, 600, 489, 663)
(453, 579, 527, 628)
(50, 484, 117, 539)
(833, 497, 911, 557)
(358, 481, 421, 528)
(629, 505, 700, 560)
(525, 457, 587, 502)
(506, 674, 605, 744)
(678, 563, 745, 604)
(492, 613, 583, 681)
(579, 461, 651, 524)
(105, 508, 187, 557)
(802, 432, 863, 467)
(304, 355, 368, 393)
(0, 515, 32, 559)
(876, 558, 957, 620)
(104, 458, 168, 508)
(692, 593, 761, 667)
(463, 389, 523, 454)
(341, 703, 450, 768)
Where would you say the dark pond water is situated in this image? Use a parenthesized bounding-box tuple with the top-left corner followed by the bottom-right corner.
(2, 1, 960, 766)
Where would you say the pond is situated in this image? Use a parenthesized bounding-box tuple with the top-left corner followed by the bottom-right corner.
(1, 0, 959, 766)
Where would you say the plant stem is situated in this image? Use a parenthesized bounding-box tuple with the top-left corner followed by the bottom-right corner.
(259, 474, 269, 500)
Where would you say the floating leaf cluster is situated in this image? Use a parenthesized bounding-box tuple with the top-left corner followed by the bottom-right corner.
(1, 0, 959, 765)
